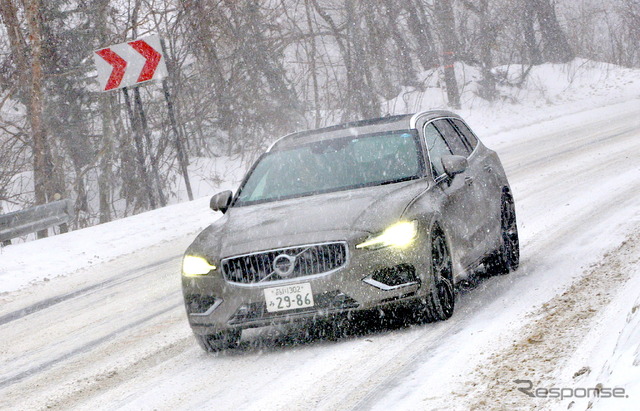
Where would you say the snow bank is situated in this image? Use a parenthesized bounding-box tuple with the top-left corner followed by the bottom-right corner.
(0, 196, 210, 293)
(557, 255, 640, 411)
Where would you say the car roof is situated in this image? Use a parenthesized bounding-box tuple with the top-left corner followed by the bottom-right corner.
(268, 110, 461, 151)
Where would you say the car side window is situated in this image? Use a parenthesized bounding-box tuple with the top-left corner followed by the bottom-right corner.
(423, 123, 453, 178)
(433, 119, 471, 157)
(450, 118, 478, 151)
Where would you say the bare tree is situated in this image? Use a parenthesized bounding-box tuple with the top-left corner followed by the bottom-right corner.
(404, 0, 438, 71)
(433, 0, 461, 108)
(521, 0, 542, 65)
(529, 0, 574, 63)
(618, 0, 640, 66)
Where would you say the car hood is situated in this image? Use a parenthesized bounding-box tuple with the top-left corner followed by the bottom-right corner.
(192, 180, 428, 258)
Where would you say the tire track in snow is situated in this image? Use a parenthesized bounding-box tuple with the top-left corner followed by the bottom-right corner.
(0, 254, 179, 326)
(0, 301, 180, 390)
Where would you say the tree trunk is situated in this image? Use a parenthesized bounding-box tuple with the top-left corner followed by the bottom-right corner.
(1, 1, 51, 215)
(0, 0, 29, 85)
(534, 0, 574, 63)
(522, 0, 542, 65)
(181, 0, 237, 150)
(461, 0, 497, 101)
(24, 0, 50, 238)
(404, 0, 438, 71)
(363, 3, 395, 99)
(304, 0, 322, 128)
(346, 0, 380, 119)
(434, 0, 461, 109)
(382, 0, 419, 89)
(95, 0, 113, 223)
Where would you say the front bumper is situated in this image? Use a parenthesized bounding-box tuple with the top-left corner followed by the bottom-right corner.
(182, 239, 431, 335)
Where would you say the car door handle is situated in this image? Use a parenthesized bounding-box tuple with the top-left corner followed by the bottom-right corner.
(465, 176, 474, 186)
(484, 165, 493, 173)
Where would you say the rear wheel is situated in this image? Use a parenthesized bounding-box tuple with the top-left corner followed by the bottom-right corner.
(485, 192, 519, 275)
(194, 329, 241, 352)
(422, 229, 455, 322)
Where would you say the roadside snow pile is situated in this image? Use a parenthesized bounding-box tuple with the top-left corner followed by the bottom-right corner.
(557, 249, 640, 411)
(592, 296, 640, 410)
(493, 59, 639, 109)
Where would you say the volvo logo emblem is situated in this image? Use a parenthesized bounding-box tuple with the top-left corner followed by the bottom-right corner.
(273, 254, 296, 277)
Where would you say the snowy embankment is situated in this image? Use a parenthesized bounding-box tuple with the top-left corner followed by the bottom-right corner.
(560, 247, 640, 411)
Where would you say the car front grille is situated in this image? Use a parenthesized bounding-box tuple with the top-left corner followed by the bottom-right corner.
(222, 242, 348, 284)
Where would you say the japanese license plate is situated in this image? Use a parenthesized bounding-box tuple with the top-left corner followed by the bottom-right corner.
(264, 283, 314, 313)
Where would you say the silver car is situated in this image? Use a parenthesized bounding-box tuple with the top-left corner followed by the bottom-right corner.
(181, 110, 519, 352)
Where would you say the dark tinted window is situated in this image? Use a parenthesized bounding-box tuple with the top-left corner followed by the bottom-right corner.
(433, 119, 471, 157)
(450, 119, 478, 151)
(423, 123, 452, 178)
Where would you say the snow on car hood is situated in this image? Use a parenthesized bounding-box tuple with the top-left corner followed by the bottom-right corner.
(191, 180, 428, 258)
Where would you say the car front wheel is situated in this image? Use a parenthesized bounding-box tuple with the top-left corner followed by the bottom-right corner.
(422, 228, 455, 322)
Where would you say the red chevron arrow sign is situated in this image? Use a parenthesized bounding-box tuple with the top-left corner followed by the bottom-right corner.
(93, 34, 168, 91)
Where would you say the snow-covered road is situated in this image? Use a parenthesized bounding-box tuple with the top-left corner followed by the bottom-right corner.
(1, 101, 639, 410)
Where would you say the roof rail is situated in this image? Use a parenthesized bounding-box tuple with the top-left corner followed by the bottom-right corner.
(266, 131, 299, 152)
(409, 110, 433, 129)
(267, 114, 414, 151)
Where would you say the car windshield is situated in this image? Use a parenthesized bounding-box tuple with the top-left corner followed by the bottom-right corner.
(235, 130, 423, 206)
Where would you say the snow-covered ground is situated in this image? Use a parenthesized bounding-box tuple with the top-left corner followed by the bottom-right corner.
(0, 60, 639, 410)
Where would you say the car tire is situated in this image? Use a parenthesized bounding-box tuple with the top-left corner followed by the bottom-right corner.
(422, 228, 455, 322)
(485, 190, 520, 275)
(194, 329, 241, 352)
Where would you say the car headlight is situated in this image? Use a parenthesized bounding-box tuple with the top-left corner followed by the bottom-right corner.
(182, 255, 216, 276)
(356, 221, 418, 250)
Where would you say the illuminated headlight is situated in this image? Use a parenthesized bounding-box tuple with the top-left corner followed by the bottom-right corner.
(182, 255, 216, 276)
(356, 221, 418, 250)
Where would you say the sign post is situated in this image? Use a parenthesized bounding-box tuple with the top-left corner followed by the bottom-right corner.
(122, 86, 156, 208)
(94, 34, 193, 203)
(162, 79, 193, 201)
(159, 38, 193, 202)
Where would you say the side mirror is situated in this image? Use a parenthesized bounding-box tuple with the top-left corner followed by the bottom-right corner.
(210, 190, 233, 213)
(441, 155, 468, 178)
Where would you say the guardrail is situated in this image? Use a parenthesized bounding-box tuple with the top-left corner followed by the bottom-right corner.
(0, 199, 74, 245)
